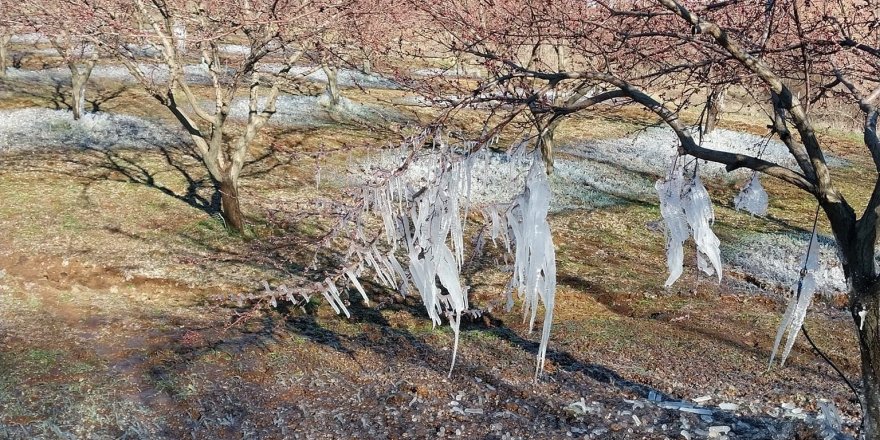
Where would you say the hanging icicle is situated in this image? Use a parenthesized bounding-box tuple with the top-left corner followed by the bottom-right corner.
(769, 215, 821, 367)
(656, 158, 689, 286)
(506, 155, 557, 378)
(734, 172, 769, 216)
(682, 174, 722, 281)
(656, 156, 723, 285)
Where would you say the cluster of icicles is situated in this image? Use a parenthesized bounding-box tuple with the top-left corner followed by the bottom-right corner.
(330, 131, 556, 377)
(657, 155, 819, 367)
(325, 134, 805, 376)
(656, 156, 769, 287)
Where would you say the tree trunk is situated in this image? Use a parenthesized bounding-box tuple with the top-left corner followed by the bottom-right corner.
(0, 38, 8, 79)
(217, 177, 244, 233)
(704, 87, 725, 135)
(538, 120, 560, 175)
(322, 63, 340, 107)
(362, 57, 372, 75)
(853, 281, 880, 439)
(71, 73, 87, 120)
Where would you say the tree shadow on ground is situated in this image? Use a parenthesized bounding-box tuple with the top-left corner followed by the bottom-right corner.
(0, 137, 297, 225)
(0, 75, 127, 113)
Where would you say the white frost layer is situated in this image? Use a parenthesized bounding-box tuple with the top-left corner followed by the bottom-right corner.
(566, 127, 847, 182)
(4, 65, 217, 85)
(8, 63, 399, 91)
(9, 33, 47, 44)
(725, 231, 850, 294)
(0, 108, 184, 152)
(361, 150, 634, 212)
(258, 64, 399, 89)
(218, 44, 251, 56)
(225, 94, 403, 129)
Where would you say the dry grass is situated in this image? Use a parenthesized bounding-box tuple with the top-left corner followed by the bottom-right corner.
(0, 63, 875, 438)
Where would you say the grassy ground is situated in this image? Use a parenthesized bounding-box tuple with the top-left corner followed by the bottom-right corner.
(0, 65, 871, 439)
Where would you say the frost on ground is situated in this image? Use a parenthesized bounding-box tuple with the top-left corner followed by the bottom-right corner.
(9, 33, 47, 44)
(225, 94, 405, 129)
(5, 64, 217, 86)
(360, 149, 639, 212)
(723, 231, 851, 294)
(258, 64, 399, 89)
(6, 63, 399, 91)
(567, 127, 847, 183)
(0, 108, 184, 151)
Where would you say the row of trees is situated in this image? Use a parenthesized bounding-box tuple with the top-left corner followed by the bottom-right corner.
(3, 0, 880, 436)
(0, 0, 402, 231)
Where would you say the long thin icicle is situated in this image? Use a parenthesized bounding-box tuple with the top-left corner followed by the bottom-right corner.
(769, 229, 820, 367)
(655, 160, 689, 286)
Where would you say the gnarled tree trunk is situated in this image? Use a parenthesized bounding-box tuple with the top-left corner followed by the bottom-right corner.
(855, 285, 880, 439)
(216, 175, 244, 233)
(703, 87, 725, 135)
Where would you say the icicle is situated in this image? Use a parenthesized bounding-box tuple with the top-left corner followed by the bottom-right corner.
(448, 309, 462, 377)
(345, 270, 369, 305)
(655, 160, 689, 286)
(505, 155, 556, 378)
(322, 279, 351, 319)
(860, 308, 868, 330)
(769, 229, 820, 367)
(779, 272, 816, 363)
(734, 172, 769, 216)
(682, 174, 722, 282)
(387, 252, 409, 296)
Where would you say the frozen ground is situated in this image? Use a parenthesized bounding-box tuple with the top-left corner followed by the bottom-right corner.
(724, 231, 854, 294)
(358, 148, 625, 213)
(5, 64, 218, 86)
(567, 127, 848, 184)
(225, 94, 406, 129)
(6, 63, 399, 90)
(258, 64, 399, 89)
(9, 33, 47, 44)
(0, 97, 400, 152)
(0, 108, 185, 152)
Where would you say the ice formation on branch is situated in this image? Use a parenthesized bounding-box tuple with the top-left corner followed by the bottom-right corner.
(505, 158, 557, 378)
(656, 160, 689, 286)
(323, 131, 557, 376)
(733, 172, 769, 216)
(655, 157, 723, 285)
(769, 230, 820, 367)
(682, 175, 722, 281)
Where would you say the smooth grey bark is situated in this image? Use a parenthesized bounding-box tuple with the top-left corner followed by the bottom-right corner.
(0, 32, 10, 79)
(322, 63, 340, 106)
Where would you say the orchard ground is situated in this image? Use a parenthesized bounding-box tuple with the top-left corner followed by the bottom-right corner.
(0, 54, 871, 439)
